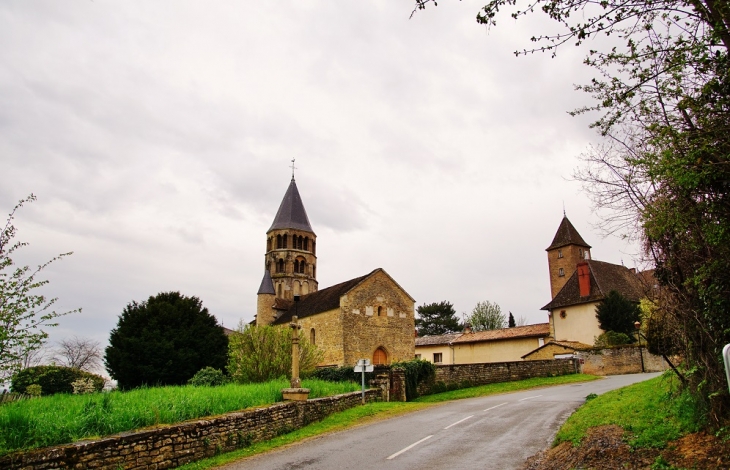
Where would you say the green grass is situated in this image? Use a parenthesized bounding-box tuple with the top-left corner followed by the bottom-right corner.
(0, 378, 359, 456)
(413, 374, 600, 403)
(555, 372, 704, 449)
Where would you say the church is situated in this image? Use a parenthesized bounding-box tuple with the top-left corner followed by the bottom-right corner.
(255, 175, 416, 367)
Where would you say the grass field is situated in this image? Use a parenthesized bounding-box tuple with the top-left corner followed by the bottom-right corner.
(0, 378, 360, 456)
(555, 372, 703, 448)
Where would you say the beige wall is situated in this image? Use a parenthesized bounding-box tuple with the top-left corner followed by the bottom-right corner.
(297, 308, 344, 367)
(452, 337, 547, 364)
(340, 270, 415, 366)
(550, 302, 602, 345)
(415, 344, 454, 364)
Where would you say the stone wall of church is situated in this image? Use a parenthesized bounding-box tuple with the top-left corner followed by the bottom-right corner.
(297, 308, 344, 367)
(339, 270, 415, 366)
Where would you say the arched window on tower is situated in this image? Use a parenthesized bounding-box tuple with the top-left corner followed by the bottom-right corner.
(276, 235, 282, 249)
(310, 328, 316, 345)
(377, 306, 383, 316)
(312, 241, 316, 255)
(277, 259, 285, 273)
(277, 284, 282, 297)
(299, 260, 306, 274)
(304, 237, 309, 251)
(294, 260, 300, 273)
(282, 235, 288, 248)
(312, 266, 316, 278)
(297, 236, 303, 249)
(267, 237, 272, 251)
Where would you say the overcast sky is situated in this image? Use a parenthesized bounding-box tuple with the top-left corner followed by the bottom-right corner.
(1, 1, 642, 366)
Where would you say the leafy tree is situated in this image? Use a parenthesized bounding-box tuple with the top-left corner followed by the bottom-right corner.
(415, 301, 461, 336)
(104, 291, 228, 389)
(11, 365, 104, 395)
(466, 300, 506, 331)
(227, 322, 322, 383)
(0, 195, 78, 382)
(414, 0, 730, 425)
(53, 336, 102, 372)
(593, 331, 633, 348)
(188, 367, 229, 386)
(508, 311, 516, 328)
(595, 291, 641, 341)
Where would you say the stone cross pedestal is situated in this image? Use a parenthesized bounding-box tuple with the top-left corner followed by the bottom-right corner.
(281, 315, 310, 401)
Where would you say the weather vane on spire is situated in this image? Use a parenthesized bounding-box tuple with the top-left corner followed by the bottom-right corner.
(563, 201, 566, 217)
(290, 158, 297, 180)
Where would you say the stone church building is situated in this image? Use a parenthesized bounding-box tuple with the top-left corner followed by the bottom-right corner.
(255, 176, 416, 367)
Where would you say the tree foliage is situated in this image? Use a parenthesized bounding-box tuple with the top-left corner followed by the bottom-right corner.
(104, 291, 228, 389)
(595, 290, 641, 341)
(227, 322, 322, 384)
(415, 301, 461, 336)
(11, 365, 104, 396)
(53, 336, 102, 372)
(414, 0, 730, 426)
(508, 311, 516, 327)
(0, 195, 78, 382)
(466, 300, 506, 331)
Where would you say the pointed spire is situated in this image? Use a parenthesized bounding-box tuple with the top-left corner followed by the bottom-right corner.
(257, 270, 275, 295)
(546, 216, 591, 251)
(268, 178, 314, 233)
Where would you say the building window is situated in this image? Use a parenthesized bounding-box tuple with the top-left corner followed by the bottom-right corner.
(579, 249, 583, 258)
(276, 234, 282, 249)
(304, 237, 309, 251)
(267, 237, 272, 251)
(277, 259, 285, 273)
(558, 268, 565, 277)
(377, 306, 383, 316)
(294, 260, 299, 273)
(282, 235, 287, 248)
(373, 347, 388, 365)
(433, 352, 443, 364)
(310, 328, 315, 345)
(557, 250, 563, 259)
(415, 354, 421, 359)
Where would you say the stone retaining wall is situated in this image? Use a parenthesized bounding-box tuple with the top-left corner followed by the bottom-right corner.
(0, 389, 381, 470)
(578, 346, 673, 375)
(418, 358, 577, 395)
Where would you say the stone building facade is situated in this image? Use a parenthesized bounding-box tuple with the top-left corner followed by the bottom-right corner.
(255, 176, 416, 367)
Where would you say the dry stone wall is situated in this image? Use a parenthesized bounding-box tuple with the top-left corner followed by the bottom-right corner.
(0, 390, 380, 470)
(578, 346, 673, 375)
(418, 359, 578, 395)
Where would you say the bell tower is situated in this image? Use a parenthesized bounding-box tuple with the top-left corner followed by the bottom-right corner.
(546, 215, 591, 298)
(258, 173, 318, 311)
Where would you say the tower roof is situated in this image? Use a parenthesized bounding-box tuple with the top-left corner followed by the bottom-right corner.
(257, 269, 275, 295)
(268, 178, 314, 233)
(546, 216, 591, 251)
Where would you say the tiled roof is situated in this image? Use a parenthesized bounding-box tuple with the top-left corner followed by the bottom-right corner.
(452, 323, 550, 344)
(521, 340, 593, 359)
(257, 270, 275, 295)
(268, 178, 314, 233)
(415, 333, 463, 346)
(546, 216, 591, 250)
(271, 271, 373, 325)
(542, 259, 646, 310)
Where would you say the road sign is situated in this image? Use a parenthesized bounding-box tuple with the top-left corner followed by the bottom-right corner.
(354, 364, 374, 373)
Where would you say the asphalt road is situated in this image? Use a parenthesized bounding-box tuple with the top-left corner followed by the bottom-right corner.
(221, 373, 661, 470)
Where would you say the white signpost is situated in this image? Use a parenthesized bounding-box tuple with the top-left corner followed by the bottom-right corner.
(354, 359, 374, 404)
(722, 344, 730, 389)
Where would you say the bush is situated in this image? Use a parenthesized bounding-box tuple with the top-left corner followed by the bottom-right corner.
(227, 323, 322, 383)
(392, 359, 435, 401)
(311, 365, 374, 383)
(594, 331, 633, 347)
(188, 367, 229, 386)
(11, 366, 104, 396)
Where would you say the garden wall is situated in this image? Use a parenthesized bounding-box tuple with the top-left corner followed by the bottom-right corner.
(577, 346, 673, 375)
(417, 358, 577, 395)
(0, 389, 381, 470)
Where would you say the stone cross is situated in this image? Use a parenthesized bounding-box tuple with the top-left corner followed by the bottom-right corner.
(289, 315, 302, 388)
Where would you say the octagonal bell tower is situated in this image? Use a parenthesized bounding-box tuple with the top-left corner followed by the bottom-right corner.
(257, 175, 318, 318)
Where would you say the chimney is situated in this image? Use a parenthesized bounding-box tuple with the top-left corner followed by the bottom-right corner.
(577, 262, 591, 297)
(463, 324, 472, 334)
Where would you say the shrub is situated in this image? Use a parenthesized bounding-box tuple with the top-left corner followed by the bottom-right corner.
(594, 331, 633, 347)
(11, 366, 104, 396)
(188, 367, 229, 386)
(227, 322, 322, 383)
(392, 359, 435, 401)
(311, 365, 375, 383)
